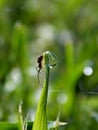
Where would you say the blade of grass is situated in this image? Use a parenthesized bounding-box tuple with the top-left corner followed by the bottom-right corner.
(32, 51, 58, 130)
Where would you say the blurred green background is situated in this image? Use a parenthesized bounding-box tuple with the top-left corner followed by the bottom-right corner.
(0, 0, 98, 130)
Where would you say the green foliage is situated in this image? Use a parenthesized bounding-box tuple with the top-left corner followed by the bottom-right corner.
(0, 0, 98, 130)
(32, 51, 58, 130)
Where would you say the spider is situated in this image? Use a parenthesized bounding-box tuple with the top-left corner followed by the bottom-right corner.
(37, 55, 43, 83)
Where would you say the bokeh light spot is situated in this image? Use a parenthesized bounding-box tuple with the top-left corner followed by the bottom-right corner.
(57, 93, 68, 104)
(83, 66, 93, 76)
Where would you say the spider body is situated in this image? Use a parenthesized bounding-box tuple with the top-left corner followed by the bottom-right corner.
(37, 55, 43, 83)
